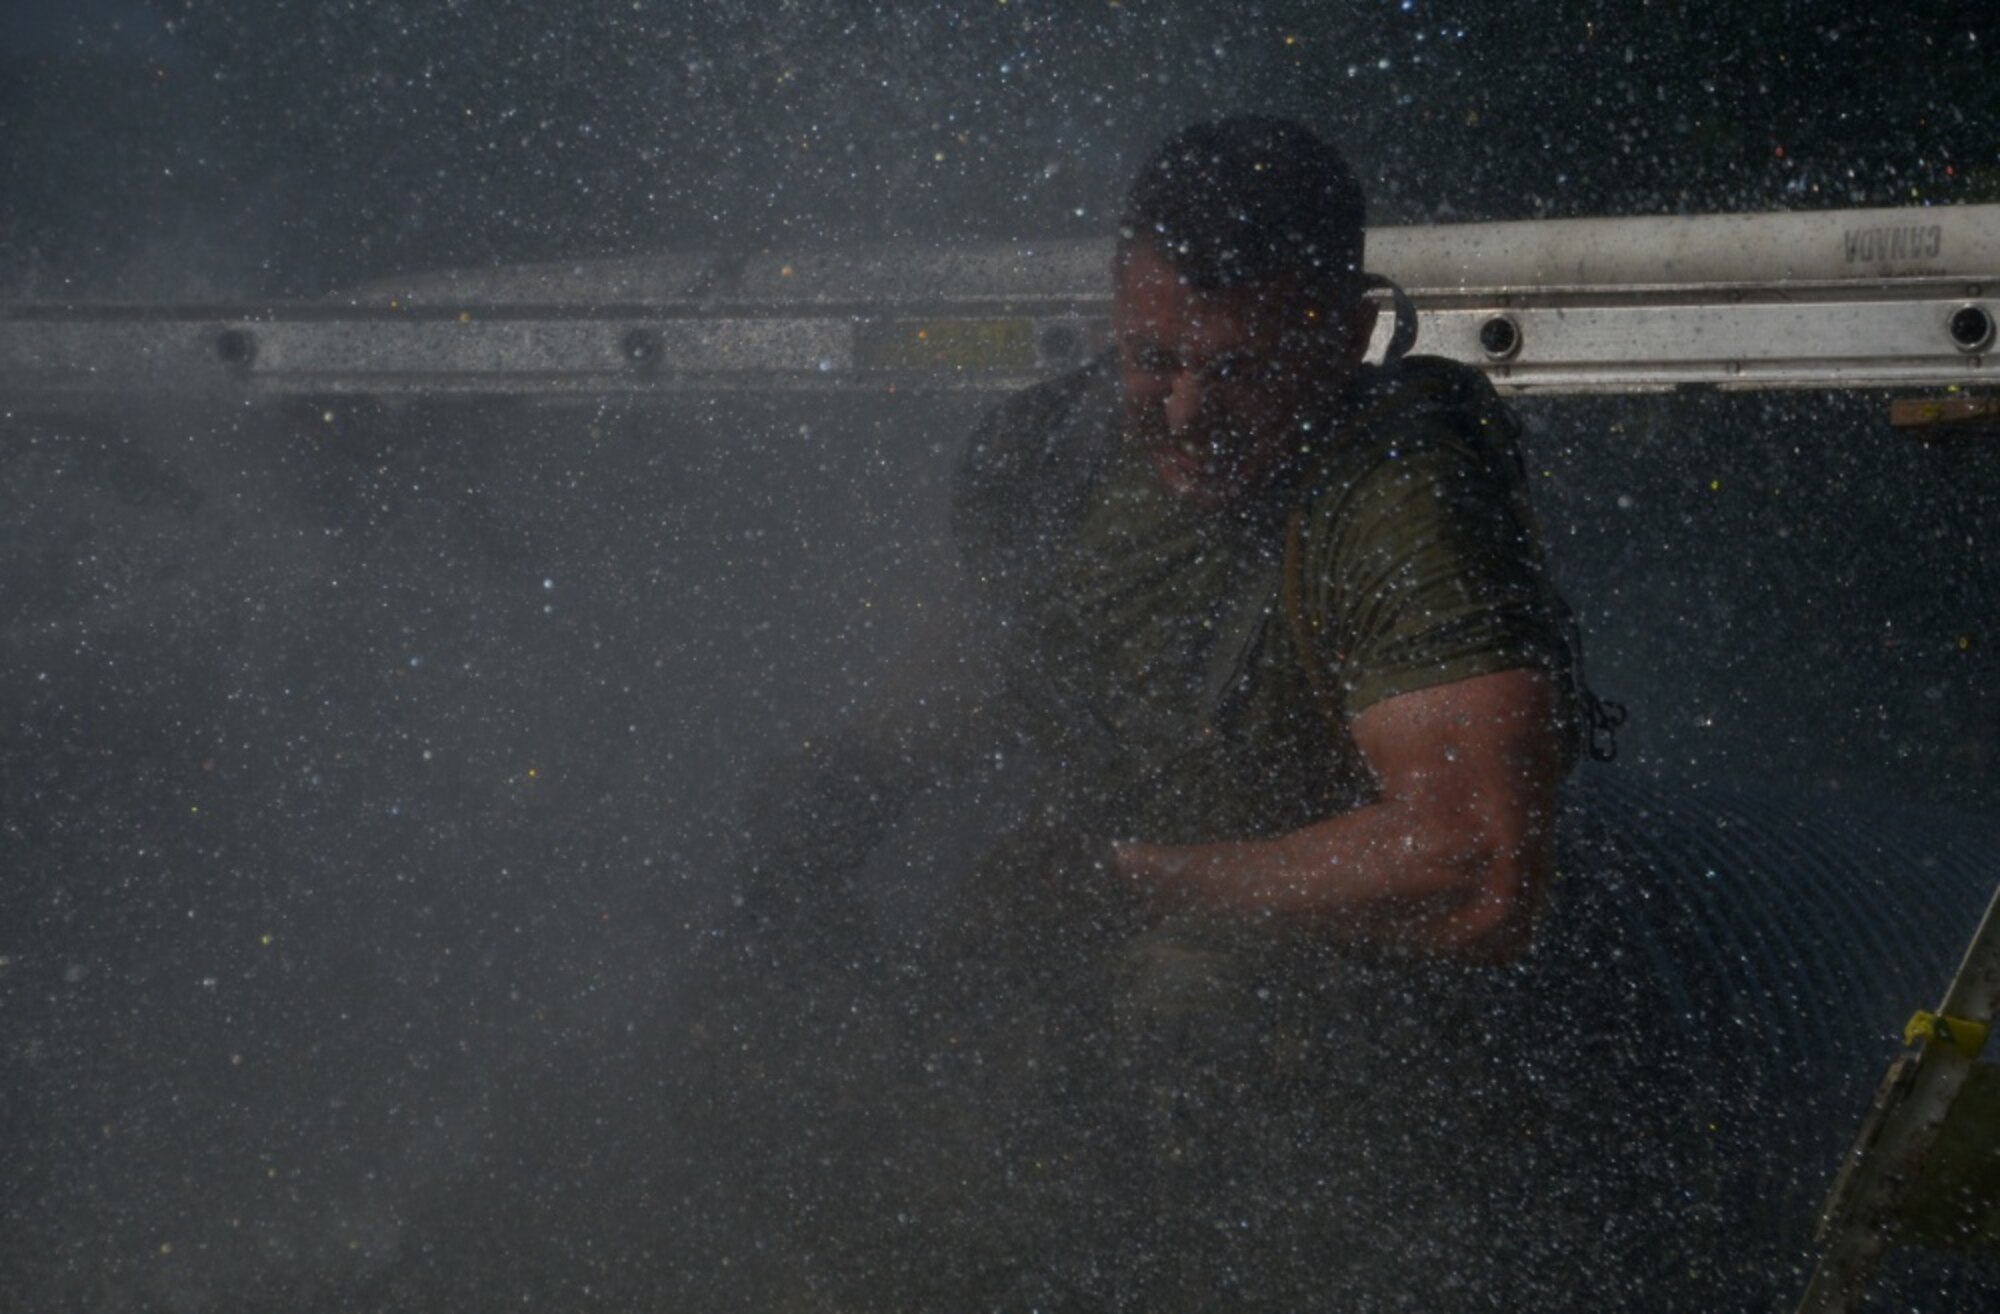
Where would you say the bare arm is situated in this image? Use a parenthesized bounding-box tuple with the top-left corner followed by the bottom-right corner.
(1112, 667, 1564, 960)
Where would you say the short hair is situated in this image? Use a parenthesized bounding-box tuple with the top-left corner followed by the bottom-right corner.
(1118, 117, 1367, 299)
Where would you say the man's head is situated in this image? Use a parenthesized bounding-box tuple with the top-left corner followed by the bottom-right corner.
(1112, 117, 1376, 508)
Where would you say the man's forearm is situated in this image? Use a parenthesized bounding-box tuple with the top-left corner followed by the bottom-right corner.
(1113, 794, 1541, 957)
(1115, 670, 1565, 959)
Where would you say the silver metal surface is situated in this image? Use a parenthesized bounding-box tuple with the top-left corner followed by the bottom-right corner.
(4, 204, 1996, 401)
(1367, 204, 1993, 291)
(1428, 289, 1997, 391)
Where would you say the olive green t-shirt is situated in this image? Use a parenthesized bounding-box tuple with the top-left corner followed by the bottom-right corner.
(954, 353, 1578, 846)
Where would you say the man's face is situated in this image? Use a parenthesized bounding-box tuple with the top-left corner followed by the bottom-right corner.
(1114, 240, 1373, 509)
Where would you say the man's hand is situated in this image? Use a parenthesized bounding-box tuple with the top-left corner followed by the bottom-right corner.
(1112, 667, 1564, 960)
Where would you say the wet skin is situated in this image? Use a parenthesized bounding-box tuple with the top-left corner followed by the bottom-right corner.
(1112, 239, 1375, 508)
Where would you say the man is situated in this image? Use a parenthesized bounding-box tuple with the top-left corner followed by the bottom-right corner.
(954, 116, 1586, 963)
(708, 117, 1598, 1310)
(931, 119, 1601, 1307)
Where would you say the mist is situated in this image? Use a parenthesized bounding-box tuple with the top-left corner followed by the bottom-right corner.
(4, 4, 1997, 1311)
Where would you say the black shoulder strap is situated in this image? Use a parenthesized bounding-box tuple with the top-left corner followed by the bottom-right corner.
(1197, 542, 1283, 732)
(1280, 509, 1345, 730)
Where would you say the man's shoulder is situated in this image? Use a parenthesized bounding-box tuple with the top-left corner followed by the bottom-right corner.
(976, 350, 1120, 450)
(1289, 356, 1581, 736)
(955, 350, 1120, 522)
(953, 350, 1121, 597)
(1300, 356, 1522, 506)
(1342, 354, 1514, 447)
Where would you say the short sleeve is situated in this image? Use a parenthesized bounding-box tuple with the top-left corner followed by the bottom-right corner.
(1304, 428, 1574, 717)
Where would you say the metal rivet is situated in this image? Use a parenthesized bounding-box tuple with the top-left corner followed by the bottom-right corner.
(623, 328, 662, 368)
(215, 328, 256, 368)
(1478, 314, 1521, 362)
(1948, 304, 1993, 355)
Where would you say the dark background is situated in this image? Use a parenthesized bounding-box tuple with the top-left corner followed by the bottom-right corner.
(3, 3, 1997, 1310)
(3, 1, 1995, 298)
